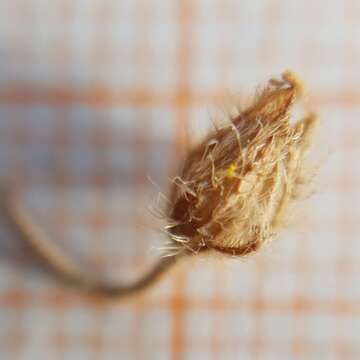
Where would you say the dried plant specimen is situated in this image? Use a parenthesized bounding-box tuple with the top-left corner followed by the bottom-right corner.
(2, 71, 317, 299)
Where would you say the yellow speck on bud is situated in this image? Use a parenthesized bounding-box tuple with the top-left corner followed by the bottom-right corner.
(226, 163, 237, 178)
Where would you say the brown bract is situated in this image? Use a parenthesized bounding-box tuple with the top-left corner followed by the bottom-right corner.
(166, 71, 317, 257)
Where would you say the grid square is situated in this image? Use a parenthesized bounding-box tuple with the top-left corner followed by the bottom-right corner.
(184, 262, 216, 300)
(260, 271, 297, 300)
(185, 309, 215, 341)
(141, 309, 172, 347)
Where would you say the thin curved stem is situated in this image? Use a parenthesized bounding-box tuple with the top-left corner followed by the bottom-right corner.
(1, 189, 188, 299)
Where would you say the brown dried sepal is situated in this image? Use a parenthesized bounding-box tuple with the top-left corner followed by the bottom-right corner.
(166, 71, 317, 257)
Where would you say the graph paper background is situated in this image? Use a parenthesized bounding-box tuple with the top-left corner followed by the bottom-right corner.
(0, 1, 358, 359)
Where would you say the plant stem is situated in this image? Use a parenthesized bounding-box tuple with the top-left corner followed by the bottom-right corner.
(1, 189, 188, 299)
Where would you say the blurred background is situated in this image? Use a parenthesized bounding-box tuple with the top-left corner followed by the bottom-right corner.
(0, 0, 358, 359)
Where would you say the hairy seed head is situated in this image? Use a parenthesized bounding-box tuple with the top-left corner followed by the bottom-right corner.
(166, 71, 317, 257)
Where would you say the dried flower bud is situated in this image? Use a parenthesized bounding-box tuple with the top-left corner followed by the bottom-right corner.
(166, 71, 316, 257)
